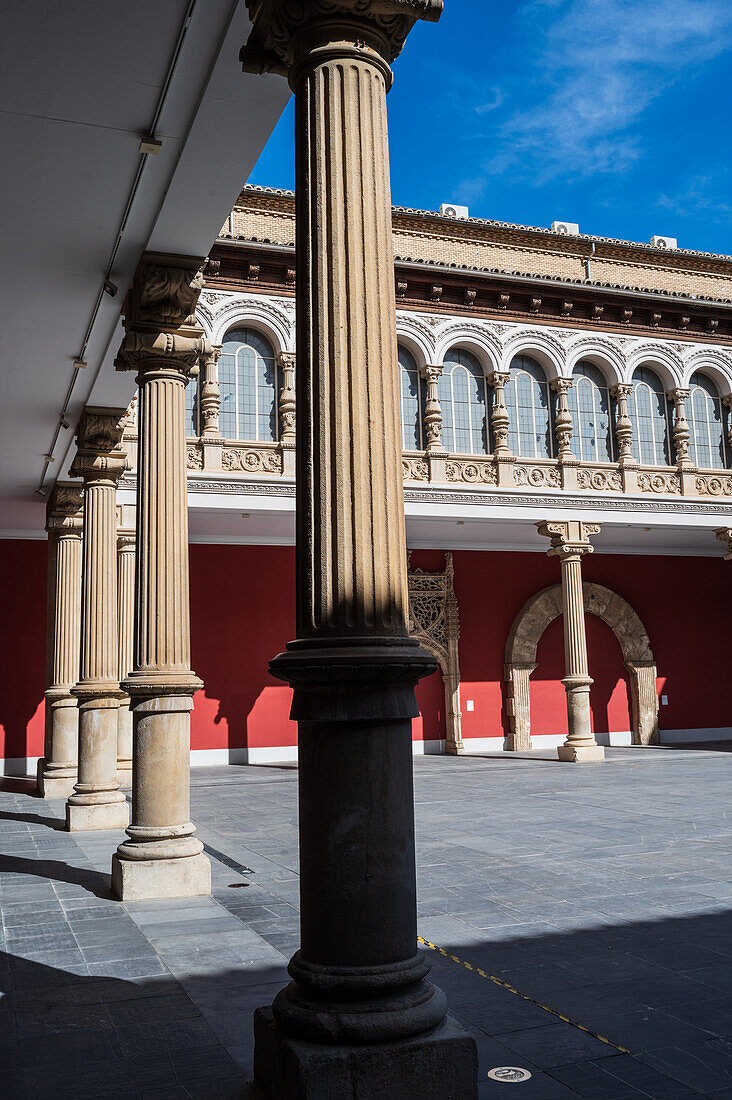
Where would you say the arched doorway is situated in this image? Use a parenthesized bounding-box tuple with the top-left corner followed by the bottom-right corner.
(505, 582, 659, 750)
(408, 553, 463, 754)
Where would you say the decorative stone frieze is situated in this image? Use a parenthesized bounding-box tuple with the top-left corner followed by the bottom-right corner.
(66, 408, 130, 830)
(186, 444, 204, 470)
(112, 252, 211, 900)
(445, 457, 497, 485)
(576, 467, 622, 492)
(536, 520, 605, 763)
(221, 445, 282, 474)
(515, 464, 561, 488)
(38, 484, 83, 799)
(408, 553, 463, 754)
(551, 378, 574, 460)
(242, 2, 477, 1095)
(402, 456, 429, 481)
(697, 473, 732, 497)
(637, 470, 681, 495)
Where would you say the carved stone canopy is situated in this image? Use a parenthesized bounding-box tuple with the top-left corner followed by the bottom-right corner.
(241, 0, 443, 75)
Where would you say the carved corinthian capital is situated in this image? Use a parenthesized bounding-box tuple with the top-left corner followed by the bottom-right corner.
(241, 0, 444, 76)
(70, 408, 128, 484)
(115, 253, 210, 379)
(536, 519, 601, 561)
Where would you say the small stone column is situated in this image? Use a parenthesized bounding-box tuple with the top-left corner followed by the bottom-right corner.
(551, 378, 575, 460)
(488, 370, 511, 457)
(38, 485, 83, 799)
(421, 364, 446, 482)
(66, 409, 130, 830)
(724, 396, 732, 457)
(112, 252, 211, 900)
(536, 520, 605, 763)
(668, 388, 692, 466)
(242, 3, 477, 1096)
(278, 351, 296, 476)
(611, 383, 637, 493)
(116, 521, 135, 786)
(200, 345, 222, 437)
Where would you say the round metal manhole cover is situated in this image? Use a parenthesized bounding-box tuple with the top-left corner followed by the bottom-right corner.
(487, 1066, 533, 1083)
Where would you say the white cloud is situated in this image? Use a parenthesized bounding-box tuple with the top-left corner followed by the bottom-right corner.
(456, 0, 732, 198)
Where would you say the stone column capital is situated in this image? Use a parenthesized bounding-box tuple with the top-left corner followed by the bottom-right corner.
(536, 519, 601, 560)
(420, 363, 442, 382)
(117, 534, 136, 552)
(115, 252, 210, 381)
(242, 0, 443, 79)
(278, 350, 297, 369)
(668, 387, 690, 402)
(551, 377, 574, 394)
(488, 370, 510, 388)
(70, 408, 128, 486)
(610, 383, 633, 399)
(715, 527, 732, 559)
(46, 483, 83, 536)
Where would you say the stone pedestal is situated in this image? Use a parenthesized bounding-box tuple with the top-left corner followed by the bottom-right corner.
(66, 410, 130, 829)
(537, 520, 605, 763)
(112, 253, 211, 899)
(38, 485, 83, 799)
(242, 3, 477, 1096)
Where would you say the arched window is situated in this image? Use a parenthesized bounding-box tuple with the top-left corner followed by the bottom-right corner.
(505, 354, 555, 458)
(219, 327, 279, 441)
(399, 346, 425, 449)
(567, 361, 614, 462)
(185, 376, 199, 437)
(438, 348, 489, 454)
(630, 367, 672, 465)
(687, 372, 729, 470)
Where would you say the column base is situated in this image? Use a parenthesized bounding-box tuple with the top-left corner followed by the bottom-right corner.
(38, 771, 78, 800)
(253, 1007, 478, 1100)
(66, 799, 130, 831)
(557, 743, 605, 763)
(111, 852, 211, 901)
(116, 764, 133, 788)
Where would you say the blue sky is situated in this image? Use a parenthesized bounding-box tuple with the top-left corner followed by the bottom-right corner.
(249, 0, 732, 255)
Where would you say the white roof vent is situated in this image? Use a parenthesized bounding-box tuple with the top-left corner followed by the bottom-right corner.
(551, 220, 580, 235)
(440, 203, 469, 219)
(651, 235, 677, 250)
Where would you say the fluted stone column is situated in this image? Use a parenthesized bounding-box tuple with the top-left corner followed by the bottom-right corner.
(242, 3, 477, 1097)
(116, 515, 135, 785)
(537, 520, 605, 763)
(112, 253, 211, 900)
(66, 410, 130, 830)
(38, 485, 83, 799)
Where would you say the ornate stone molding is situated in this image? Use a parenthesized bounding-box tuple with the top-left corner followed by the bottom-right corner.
(402, 456, 429, 481)
(637, 470, 681, 495)
(445, 457, 497, 485)
(576, 467, 622, 492)
(515, 464, 561, 488)
(241, 0, 444, 75)
(697, 473, 732, 497)
(222, 444, 283, 474)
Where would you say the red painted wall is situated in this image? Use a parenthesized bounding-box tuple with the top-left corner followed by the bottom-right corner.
(0, 540, 46, 761)
(1, 538, 729, 763)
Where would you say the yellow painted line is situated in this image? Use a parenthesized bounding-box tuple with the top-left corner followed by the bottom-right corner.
(418, 936, 632, 1056)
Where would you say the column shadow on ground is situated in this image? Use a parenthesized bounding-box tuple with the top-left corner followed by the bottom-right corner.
(0, 854, 111, 899)
(0, 808, 65, 830)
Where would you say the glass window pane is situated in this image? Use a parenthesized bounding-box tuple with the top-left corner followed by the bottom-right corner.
(570, 361, 613, 462)
(508, 355, 553, 458)
(442, 348, 488, 454)
(631, 367, 671, 465)
(688, 371, 726, 469)
(221, 327, 278, 442)
(399, 346, 422, 449)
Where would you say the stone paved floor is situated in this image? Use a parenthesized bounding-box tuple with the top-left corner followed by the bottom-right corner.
(0, 747, 731, 1098)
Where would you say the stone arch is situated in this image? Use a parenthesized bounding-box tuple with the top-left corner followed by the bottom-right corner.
(408, 553, 463, 754)
(504, 582, 658, 750)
